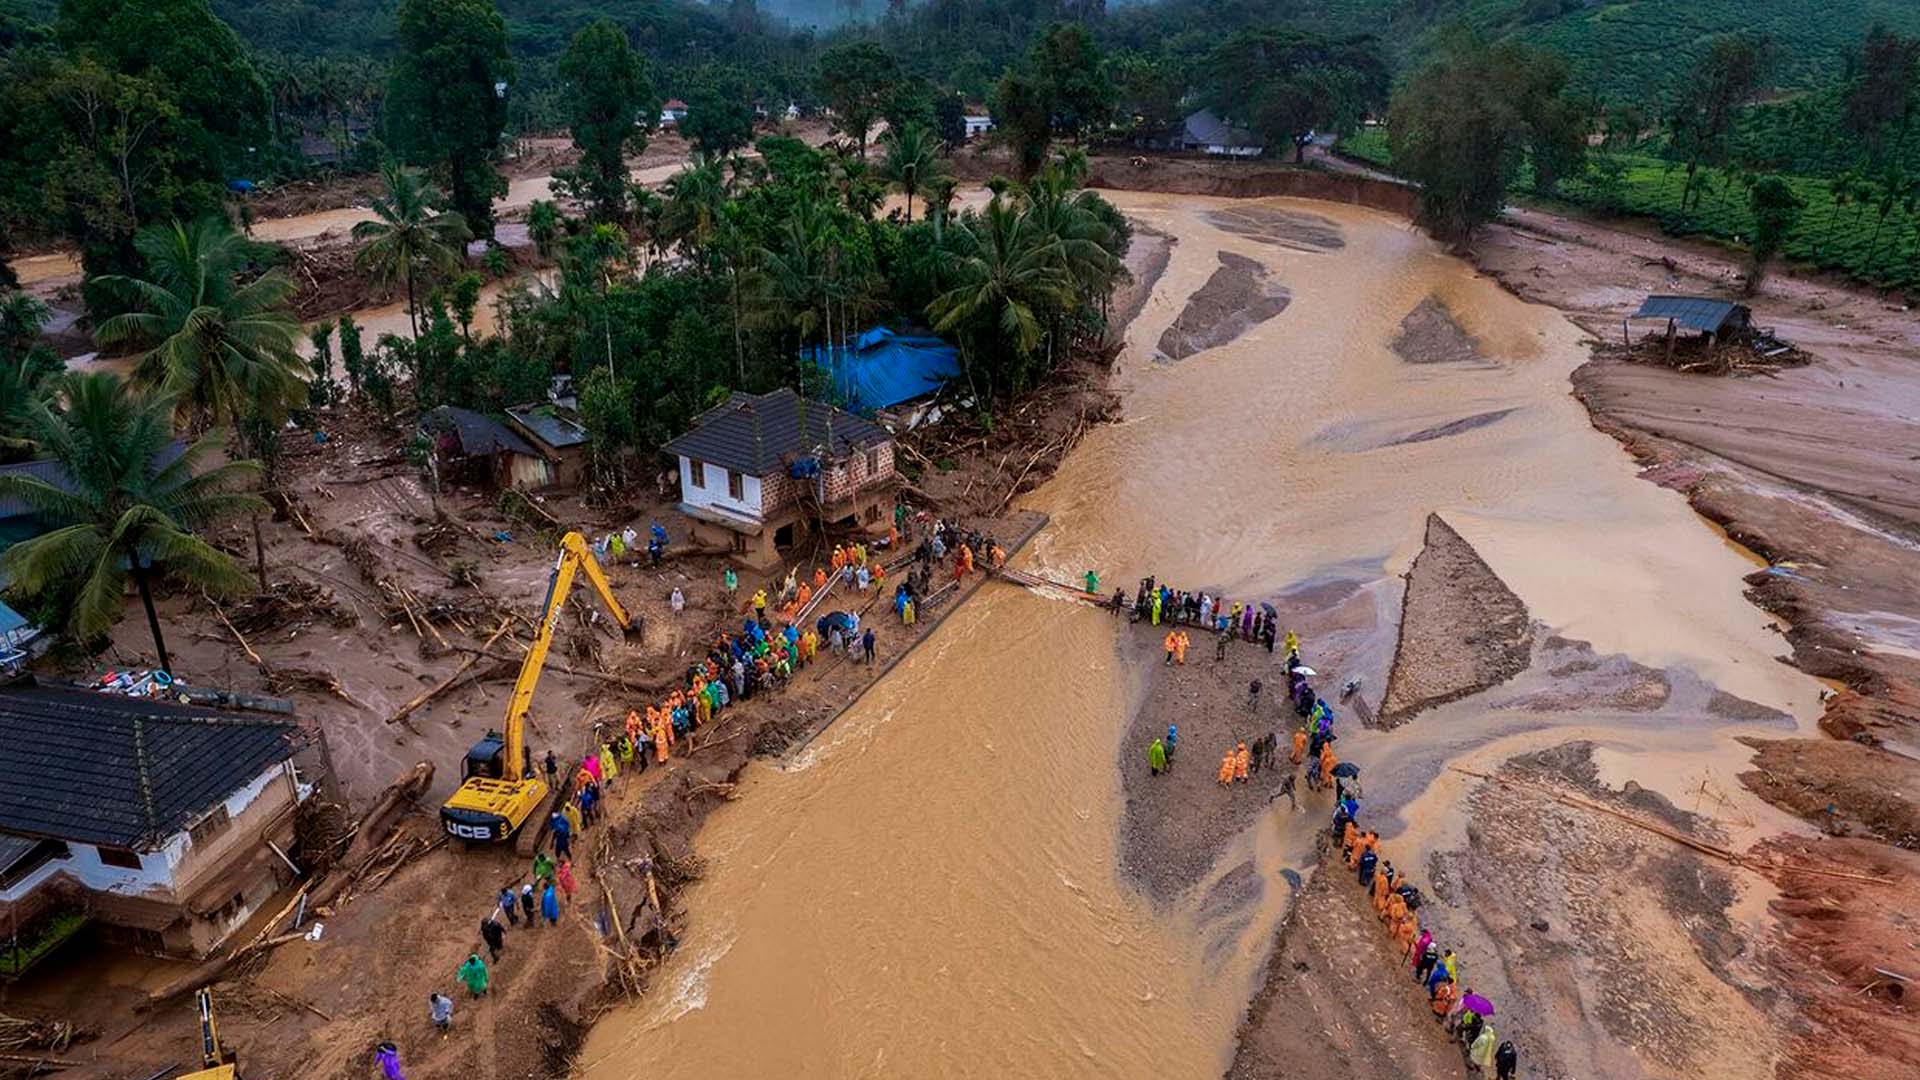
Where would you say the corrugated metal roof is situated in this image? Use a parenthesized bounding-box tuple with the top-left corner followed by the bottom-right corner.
(422, 406, 538, 458)
(662, 388, 891, 478)
(0, 679, 299, 850)
(505, 405, 589, 450)
(1630, 295, 1750, 334)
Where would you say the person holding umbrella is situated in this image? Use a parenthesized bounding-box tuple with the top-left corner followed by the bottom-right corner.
(1456, 992, 1495, 1040)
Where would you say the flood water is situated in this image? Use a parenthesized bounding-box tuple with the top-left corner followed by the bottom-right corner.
(576, 195, 1822, 1078)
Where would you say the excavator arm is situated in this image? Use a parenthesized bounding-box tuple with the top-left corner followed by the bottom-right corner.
(501, 531, 631, 783)
(443, 531, 632, 842)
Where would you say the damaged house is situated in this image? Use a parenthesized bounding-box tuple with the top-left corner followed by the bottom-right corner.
(666, 389, 899, 569)
(0, 678, 314, 968)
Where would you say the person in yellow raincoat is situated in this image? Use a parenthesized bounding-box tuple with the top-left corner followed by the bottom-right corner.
(1217, 752, 1235, 786)
(902, 599, 915, 625)
(1233, 742, 1250, 782)
(1283, 630, 1300, 656)
(598, 743, 618, 786)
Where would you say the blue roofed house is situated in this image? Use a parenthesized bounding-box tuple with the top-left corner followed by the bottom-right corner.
(802, 327, 962, 414)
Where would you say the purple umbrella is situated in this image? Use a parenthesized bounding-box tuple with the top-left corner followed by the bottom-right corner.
(1461, 993, 1495, 1016)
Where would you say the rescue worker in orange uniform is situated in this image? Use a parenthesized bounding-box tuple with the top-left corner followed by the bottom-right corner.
(1431, 977, 1457, 1019)
(1385, 890, 1409, 931)
(1291, 728, 1308, 766)
(1164, 631, 1180, 665)
(1174, 631, 1189, 664)
(1371, 861, 1393, 913)
(1217, 752, 1236, 786)
(1234, 742, 1250, 782)
(1319, 744, 1338, 789)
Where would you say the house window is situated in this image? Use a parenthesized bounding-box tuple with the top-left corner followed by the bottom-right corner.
(97, 846, 143, 870)
(865, 504, 882, 523)
(866, 448, 879, 476)
(689, 460, 705, 488)
(188, 806, 231, 848)
(728, 472, 744, 500)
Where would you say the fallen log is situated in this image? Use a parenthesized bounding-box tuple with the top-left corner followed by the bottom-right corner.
(452, 646, 672, 693)
(387, 621, 513, 727)
(1449, 767, 1897, 886)
(320, 762, 436, 900)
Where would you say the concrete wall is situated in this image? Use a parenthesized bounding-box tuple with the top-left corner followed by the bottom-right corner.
(680, 456, 764, 520)
(0, 761, 301, 956)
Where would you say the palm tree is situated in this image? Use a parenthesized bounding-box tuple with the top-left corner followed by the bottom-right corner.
(928, 196, 1073, 398)
(0, 373, 266, 674)
(658, 157, 729, 254)
(877, 124, 946, 221)
(353, 162, 471, 337)
(527, 200, 562, 260)
(93, 218, 307, 431)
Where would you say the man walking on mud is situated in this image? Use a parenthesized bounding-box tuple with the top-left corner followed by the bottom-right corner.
(1270, 770, 1297, 811)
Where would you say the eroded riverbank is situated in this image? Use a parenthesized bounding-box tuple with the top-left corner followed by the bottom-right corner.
(577, 193, 1822, 1079)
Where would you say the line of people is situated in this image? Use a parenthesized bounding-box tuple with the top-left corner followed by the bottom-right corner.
(1113, 575, 1293, 656)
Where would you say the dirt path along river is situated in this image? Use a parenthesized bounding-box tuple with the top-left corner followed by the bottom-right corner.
(576, 194, 1821, 1078)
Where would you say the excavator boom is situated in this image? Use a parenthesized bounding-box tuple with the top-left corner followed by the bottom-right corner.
(502, 532, 631, 779)
(442, 531, 631, 842)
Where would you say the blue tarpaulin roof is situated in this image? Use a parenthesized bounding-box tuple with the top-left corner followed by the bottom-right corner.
(804, 327, 960, 412)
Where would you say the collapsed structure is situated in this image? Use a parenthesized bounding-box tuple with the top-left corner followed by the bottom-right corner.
(0, 678, 314, 967)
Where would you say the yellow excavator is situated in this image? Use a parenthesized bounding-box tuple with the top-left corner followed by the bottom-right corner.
(440, 531, 631, 843)
(180, 989, 237, 1080)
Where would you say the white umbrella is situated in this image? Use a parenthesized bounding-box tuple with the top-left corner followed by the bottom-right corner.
(1292, 665, 1318, 676)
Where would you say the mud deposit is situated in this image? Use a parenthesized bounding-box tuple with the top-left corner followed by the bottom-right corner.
(1229, 848, 1463, 1080)
(1204, 205, 1346, 252)
(1393, 296, 1490, 366)
(1379, 515, 1532, 725)
(1426, 744, 1777, 1079)
(1156, 251, 1291, 361)
(1116, 581, 1378, 905)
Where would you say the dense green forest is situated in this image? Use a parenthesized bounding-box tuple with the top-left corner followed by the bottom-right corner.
(3, 0, 1917, 655)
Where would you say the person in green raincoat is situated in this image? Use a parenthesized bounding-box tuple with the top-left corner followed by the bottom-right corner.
(458, 952, 489, 996)
(1083, 570, 1099, 594)
(1150, 591, 1162, 626)
(724, 567, 738, 598)
(532, 851, 554, 882)
(1148, 738, 1168, 776)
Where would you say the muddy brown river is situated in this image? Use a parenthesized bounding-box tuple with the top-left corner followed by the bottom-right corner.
(574, 195, 1822, 1078)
